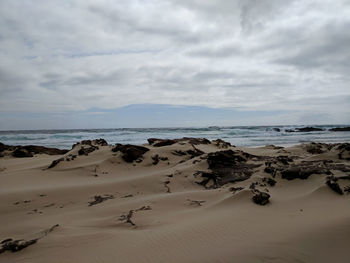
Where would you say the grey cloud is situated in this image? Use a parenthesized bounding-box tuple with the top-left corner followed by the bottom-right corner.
(0, 0, 349, 126)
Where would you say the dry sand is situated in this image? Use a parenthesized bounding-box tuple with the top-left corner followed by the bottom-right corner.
(0, 139, 349, 263)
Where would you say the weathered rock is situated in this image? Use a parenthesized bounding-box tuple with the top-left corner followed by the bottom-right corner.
(48, 157, 64, 169)
(337, 143, 350, 160)
(263, 177, 276, 186)
(281, 166, 326, 180)
(0, 142, 5, 152)
(148, 137, 211, 147)
(329, 127, 350, 132)
(252, 191, 270, 205)
(285, 127, 324, 132)
(305, 143, 325, 154)
(326, 176, 343, 195)
(72, 138, 108, 149)
(196, 150, 261, 188)
(12, 148, 33, 158)
(152, 154, 159, 165)
(78, 146, 98, 156)
(112, 144, 149, 162)
(296, 127, 324, 132)
(273, 128, 281, 132)
(212, 139, 232, 148)
(21, 145, 68, 155)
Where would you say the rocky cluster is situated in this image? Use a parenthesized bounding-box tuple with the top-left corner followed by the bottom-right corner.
(0, 142, 68, 158)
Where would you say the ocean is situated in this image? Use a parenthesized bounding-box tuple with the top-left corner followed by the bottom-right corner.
(0, 125, 349, 149)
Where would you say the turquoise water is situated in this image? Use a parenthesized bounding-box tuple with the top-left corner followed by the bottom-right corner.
(0, 125, 349, 149)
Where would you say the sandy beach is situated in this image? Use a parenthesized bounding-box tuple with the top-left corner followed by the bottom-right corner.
(0, 138, 349, 263)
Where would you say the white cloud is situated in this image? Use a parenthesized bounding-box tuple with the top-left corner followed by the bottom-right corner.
(0, 0, 349, 126)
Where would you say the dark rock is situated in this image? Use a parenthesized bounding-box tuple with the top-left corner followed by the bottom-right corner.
(296, 127, 324, 132)
(48, 157, 64, 169)
(285, 129, 296, 132)
(72, 138, 107, 149)
(21, 145, 68, 155)
(263, 177, 277, 186)
(78, 145, 98, 156)
(12, 148, 33, 158)
(148, 139, 177, 147)
(196, 150, 261, 188)
(229, 186, 244, 193)
(0, 142, 5, 152)
(148, 137, 211, 147)
(112, 144, 149, 162)
(273, 128, 281, 132)
(344, 186, 350, 194)
(326, 176, 343, 195)
(212, 139, 232, 148)
(329, 127, 350, 132)
(252, 191, 270, 205)
(281, 166, 326, 180)
(276, 156, 293, 165)
(152, 154, 159, 165)
(337, 143, 350, 160)
(305, 143, 325, 154)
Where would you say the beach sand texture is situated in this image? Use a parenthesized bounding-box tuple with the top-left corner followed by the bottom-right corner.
(0, 138, 350, 263)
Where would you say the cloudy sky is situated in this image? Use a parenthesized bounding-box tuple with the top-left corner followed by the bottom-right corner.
(0, 0, 349, 129)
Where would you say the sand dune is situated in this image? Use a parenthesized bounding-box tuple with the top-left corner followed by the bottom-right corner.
(0, 139, 349, 262)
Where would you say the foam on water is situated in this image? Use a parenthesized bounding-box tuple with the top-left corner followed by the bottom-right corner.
(0, 125, 349, 149)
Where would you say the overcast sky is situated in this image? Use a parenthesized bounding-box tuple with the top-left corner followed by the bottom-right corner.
(0, 0, 349, 129)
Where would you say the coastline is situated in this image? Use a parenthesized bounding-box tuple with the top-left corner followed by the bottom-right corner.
(1, 138, 350, 262)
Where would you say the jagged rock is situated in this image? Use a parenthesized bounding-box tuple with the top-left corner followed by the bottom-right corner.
(337, 143, 350, 160)
(12, 148, 33, 158)
(0, 142, 6, 152)
(252, 191, 270, 205)
(263, 177, 276, 186)
(326, 176, 343, 195)
(196, 150, 261, 188)
(281, 166, 326, 180)
(297, 127, 324, 132)
(1, 143, 68, 158)
(72, 138, 107, 149)
(21, 145, 68, 155)
(148, 139, 177, 147)
(285, 127, 324, 132)
(330, 127, 350, 131)
(78, 146, 98, 156)
(265, 145, 284, 150)
(172, 147, 204, 159)
(344, 186, 350, 194)
(305, 143, 325, 154)
(148, 137, 211, 147)
(212, 139, 232, 148)
(112, 144, 149, 162)
(152, 154, 159, 165)
(48, 157, 64, 169)
(285, 129, 295, 132)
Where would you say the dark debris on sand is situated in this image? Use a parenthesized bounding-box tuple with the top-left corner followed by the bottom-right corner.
(88, 194, 115, 206)
(0, 224, 59, 254)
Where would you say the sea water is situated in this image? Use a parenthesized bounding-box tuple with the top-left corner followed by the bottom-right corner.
(0, 125, 349, 149)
